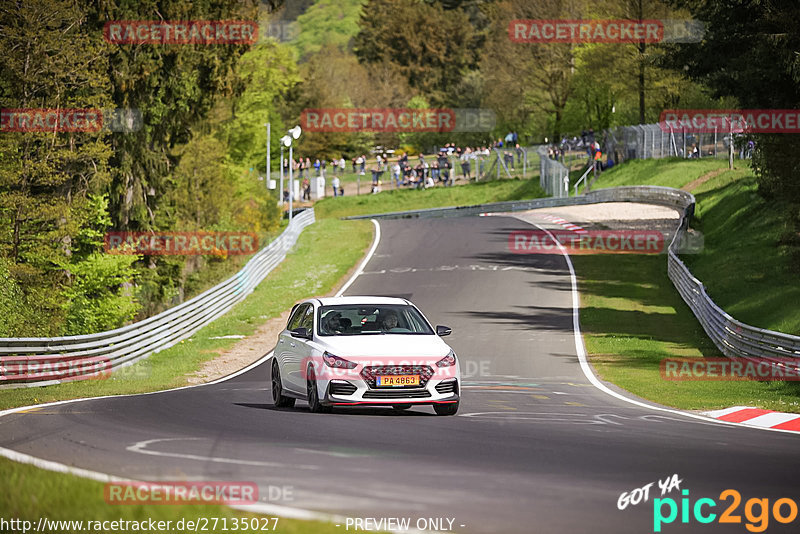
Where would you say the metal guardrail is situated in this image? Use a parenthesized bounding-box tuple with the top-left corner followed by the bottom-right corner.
(0, 209, 316, 388)
(348, 186, 800, 364)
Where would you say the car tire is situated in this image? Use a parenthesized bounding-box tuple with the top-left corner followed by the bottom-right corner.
(433, 402, 459, 416)
(271, 360, 295, 408)
(307, 366, 331, 413)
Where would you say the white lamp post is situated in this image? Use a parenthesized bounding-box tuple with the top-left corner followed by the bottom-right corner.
(282, 125, 302, 221)
(264, 122, 270, 191)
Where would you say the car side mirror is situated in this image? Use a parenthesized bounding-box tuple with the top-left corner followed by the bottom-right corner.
(290, 327, 312, 340)
(436, 325, 452, 337)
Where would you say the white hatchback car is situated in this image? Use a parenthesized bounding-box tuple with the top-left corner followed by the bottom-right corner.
(271, 296, 460, 415)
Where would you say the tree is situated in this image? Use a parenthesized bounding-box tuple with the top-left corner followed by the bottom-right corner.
(481, 0, 585, 141)
(0, 0, 113, 334)
(59, 194, 140, 335)
(87, 0, 261, 231)
(355, 0, 478, 106)
(667, 0, 800, 202)
(291, 0, 367, 60)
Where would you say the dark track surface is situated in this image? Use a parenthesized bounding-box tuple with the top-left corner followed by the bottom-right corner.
(2, 215, 799, 533)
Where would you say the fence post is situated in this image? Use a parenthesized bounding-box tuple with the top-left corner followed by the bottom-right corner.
(523, 148, 527, 178)
(729, 119, 734, 169)
(682, 126, 686, 158)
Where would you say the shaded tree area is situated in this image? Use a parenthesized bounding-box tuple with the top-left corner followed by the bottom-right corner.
(667, 0, 800, 204)
(0, 0, 296, 335)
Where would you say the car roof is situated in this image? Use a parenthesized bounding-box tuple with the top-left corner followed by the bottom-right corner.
(314, 296, 410, 306)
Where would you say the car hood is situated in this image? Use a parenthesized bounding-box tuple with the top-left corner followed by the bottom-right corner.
(316, 334, 451, 361)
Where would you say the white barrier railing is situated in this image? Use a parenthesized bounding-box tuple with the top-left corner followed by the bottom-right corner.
(0, 209, 316, 388)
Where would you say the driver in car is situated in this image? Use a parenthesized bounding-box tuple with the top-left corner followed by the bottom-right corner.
(380, 311, 399, 331)
(324, 312, 344, 334)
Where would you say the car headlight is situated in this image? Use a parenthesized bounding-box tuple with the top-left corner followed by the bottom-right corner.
(322, 352, 357, 369)
(436, 350, 457, 367)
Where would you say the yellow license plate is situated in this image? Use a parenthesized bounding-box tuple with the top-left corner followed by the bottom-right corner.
(376, 375, 419, 387)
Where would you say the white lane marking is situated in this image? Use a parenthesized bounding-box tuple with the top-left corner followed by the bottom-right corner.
(0, 220, 390, 526)
(523, 218, 800, 436)
(335, 218, 380, 297)
(0, 445, 372, 530)
(126, 438, 319, 470)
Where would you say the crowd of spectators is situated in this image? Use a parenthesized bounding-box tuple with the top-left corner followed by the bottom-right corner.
(280, 133, 530, 200)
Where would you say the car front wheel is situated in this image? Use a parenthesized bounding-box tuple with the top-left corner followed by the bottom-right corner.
(271, 360, 295, 408)
(433, 401, 459, 416)
(307, 366, 330, 413)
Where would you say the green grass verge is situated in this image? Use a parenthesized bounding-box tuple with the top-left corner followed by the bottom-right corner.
(574, 158, 800, 412)
(591, 157, 729, 189)
(687, 168, 800, 334)
(314, 177, 546, 219)
(0, 457, 349, 534)
(574, 254, 800, 412)
(0, 218, 373, 411)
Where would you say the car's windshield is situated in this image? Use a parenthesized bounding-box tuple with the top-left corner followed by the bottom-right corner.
(317, 304, 434, 336)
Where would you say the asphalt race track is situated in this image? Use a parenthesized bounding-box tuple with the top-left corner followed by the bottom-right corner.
(2, 214, 799, 533)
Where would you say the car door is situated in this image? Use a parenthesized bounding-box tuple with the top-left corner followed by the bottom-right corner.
(287, 304, 316, 394)
(278, 303, 308, 394)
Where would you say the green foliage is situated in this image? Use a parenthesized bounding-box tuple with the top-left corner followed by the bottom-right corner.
(227, 41, 300, 174)
(291, 0, 367, 60)
(668, 0, 800, 204)
(0, 258, 29, 337)
(57, 194, 140, 335)
(59, 252, 140, 335)
(355, 0, 478, 106)
(0, 0, 113, 335)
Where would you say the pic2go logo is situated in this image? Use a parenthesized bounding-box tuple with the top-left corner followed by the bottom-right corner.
(653, 489, 799, 532)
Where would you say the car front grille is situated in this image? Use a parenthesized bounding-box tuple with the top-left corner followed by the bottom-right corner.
(363, 388, 431, 399)
(329, 381, 357, 396)
(361, 365, 435, 388)
(435, 380, 458, 395)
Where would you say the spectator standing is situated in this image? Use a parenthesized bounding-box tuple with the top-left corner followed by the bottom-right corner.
(331, 175, 340, 197)
(431, 160, 440, 181)
(438, 152, 451, 186)
(460, 147, 473, 180)
(302, 176, 311, 200)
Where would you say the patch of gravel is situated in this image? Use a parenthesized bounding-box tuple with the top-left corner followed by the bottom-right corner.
(500, 202, 679, 234)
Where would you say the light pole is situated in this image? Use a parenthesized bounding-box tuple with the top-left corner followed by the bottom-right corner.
(279, 143, 285, 206)
(282, 125, 302, 222)
(264, 122, 270, 191)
